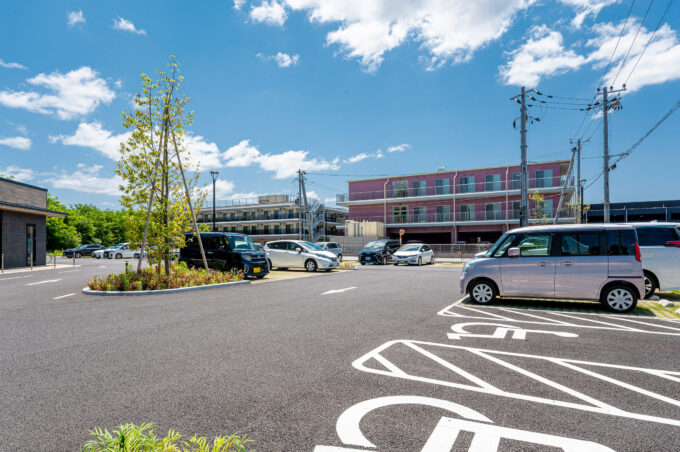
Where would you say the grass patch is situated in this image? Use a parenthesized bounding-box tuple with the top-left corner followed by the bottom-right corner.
(82, 422, 252, 451)
(659, 291, 680, 302)
(87, 262, 243, 291)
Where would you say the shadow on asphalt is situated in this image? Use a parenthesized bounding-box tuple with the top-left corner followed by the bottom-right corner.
(461, 297, 657, 316)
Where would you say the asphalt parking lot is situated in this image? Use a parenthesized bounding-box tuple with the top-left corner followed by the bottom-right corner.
(1, 259, 679, 451)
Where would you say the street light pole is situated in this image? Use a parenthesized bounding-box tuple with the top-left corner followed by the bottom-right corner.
(579, 178, 586, 223)
(210, 170, 219, 232)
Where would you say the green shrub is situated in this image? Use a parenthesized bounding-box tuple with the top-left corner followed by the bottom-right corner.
(87, 264, 244, 292)
(82, 422, 253, 451)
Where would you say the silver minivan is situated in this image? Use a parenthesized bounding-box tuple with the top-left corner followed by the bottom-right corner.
(460, 224, 644, 313)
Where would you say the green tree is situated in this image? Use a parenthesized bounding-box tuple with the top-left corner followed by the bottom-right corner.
(46, 194, 80, 251)
(117, 57, 205, 274)
(529, 190, 550, 224)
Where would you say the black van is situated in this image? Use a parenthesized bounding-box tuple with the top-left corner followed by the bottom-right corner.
(358, 239, 401, 265)
(180, 232, 269, 278)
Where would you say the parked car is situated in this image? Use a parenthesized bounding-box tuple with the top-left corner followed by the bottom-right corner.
(460, 224, 644, 313)
(315, 241, 343, 261)
(92, 243, 126, 259)
(107, 243, 135, 259)
(392, 243, 435, 266)
(180, 232, 269, 278)
(630, 222, 680, 298)
(63, 244, 105, 258)
(358, 240, 400, 265)
(264, 240, 339, 272)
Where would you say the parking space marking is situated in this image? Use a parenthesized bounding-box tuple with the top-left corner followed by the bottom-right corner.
(53, 293, 75, 300)
(447, 322, 578, 341)
(496, 307, 571, 324)
(605, 316, 680, 332)
(353, 339, 680, 427)
(0, 275, 33, 281)
(58, 270, 78, 274)
(322, 287, 357, 295)
(25, 279, 62, 286)
(548, 312, 640, 331)
(455, 305, 513, 320)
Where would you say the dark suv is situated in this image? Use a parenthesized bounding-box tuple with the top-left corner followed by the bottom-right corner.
(358, 240, 401, 265)
(63, 244, 105, 258)
(180, 232, 269, 278)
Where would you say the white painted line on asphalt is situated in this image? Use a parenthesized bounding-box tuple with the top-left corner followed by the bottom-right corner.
(25, 279, 62, 286)
(0, 275, 33, 281)
(53, 293, 75, 300)
(447, 322, 578, 341)
(456, 305, 513, 320)
(605, 316, 680, 331)
(549, 312, 641, 331)
(58, 270, 78, 274)
(497, 307, 571, 325)
(353, 339, 680, 427)
(322, 287, 357, 295)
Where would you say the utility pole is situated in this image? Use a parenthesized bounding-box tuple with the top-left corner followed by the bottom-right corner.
(595, 85, 625, 223)
(510, 87, 540, 227)
(299, 170, 312, 241)
(297, 171, 303, 240)
(210, 170, 219, 232)
(570, 138, 582, 223)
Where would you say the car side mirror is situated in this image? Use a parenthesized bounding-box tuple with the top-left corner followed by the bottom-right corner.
(296, 247, 302, 253)
(508, 247, 520, 258)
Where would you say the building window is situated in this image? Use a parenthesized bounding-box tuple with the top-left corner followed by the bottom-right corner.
(435, 178, 450, 195)
(535, 169, 553, 188)
(274, 225, 282, 234)
(460, 204, 475, 221)
(243, 211, 250, 220)
(485, 174, 501, 191)
(543, 199, 554, 216)
(436, 205, 450, 222)
(263, 225, 270, 234)
(512, 172, 521, 190)
(392, 180, 409, 198)
(285, 224, 293, 233)
(413, 206, 426, 223)
(393, 206, 408, 223)
(512, 201, 521, 219)
(413, 181, 426, 196)
(459, 176, 475, 193)
(485, 203, 501, 220)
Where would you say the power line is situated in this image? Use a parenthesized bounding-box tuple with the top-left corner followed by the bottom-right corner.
(611, 0, 654, 87)
(624, 0, 674, 86)
(597, 0, 636, 89)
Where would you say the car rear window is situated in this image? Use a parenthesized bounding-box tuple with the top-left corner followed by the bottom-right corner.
(606, 229, 636, 256)
(560, 231, 602, 256)
(636, 226, 680, 246)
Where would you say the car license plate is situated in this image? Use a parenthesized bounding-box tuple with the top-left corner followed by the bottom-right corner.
(253, 267, 261, 273)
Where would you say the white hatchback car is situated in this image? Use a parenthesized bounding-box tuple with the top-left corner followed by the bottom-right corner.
(392, 243, 435, 266)
(107, 243, 135, 259)
(314, 242, 343, 261)
(264, 240, 339, 272)
(630, 222, 680, 298)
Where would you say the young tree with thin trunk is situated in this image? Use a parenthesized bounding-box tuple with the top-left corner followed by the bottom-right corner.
(116, 57, 207, 275)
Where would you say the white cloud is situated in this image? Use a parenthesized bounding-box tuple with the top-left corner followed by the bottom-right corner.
(250, 1, 287, 26)
(346, 152, 371, 163)
(587, 20, 680, 93)
(279, 0, 536, 72)
(67, 10, 85, 26)
(0, 136, 32, 150)
(500, 25, 586, 86)
(1, 165, 34, 181)
(15, 124, 28, 135)
(113, 17, 147, 35)
(47, 163, 122, 196)
(559, 0, 618, 28)
(0, 67, 115, 120)
(257, 52, 300, 67)
(223, 139, 262, 167)
(387, 143, 410, 153)
(0, 59, 27, 70)
(234, 0, 247, 10)
(49, 122, 130, 160)
(183, 134, 224, 170)
(202, 179, 237, 199)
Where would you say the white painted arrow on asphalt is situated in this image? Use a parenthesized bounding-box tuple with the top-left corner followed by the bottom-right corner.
(322, 287, 357, 295)
(26, 279, 62, 286)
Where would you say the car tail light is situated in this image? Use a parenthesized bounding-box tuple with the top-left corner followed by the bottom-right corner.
(665, 241, 680, 248)
(634, 242, 642, 262)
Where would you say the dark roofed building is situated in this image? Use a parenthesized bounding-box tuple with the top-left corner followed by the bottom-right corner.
(586, 200, 680, 223)
(0, 177, 66, 268)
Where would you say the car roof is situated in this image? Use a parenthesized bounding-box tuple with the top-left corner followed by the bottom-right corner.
(627, 222, 680, 227)
(511, 224, 635, 234)
(184, 232, 248, 238)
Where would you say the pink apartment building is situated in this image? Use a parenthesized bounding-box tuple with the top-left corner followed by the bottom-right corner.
(336, 160, 575, 244)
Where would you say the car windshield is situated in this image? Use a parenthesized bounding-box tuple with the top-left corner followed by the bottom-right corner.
(399, 244, 421, 252)
(110, 243, 125, 249)
(301, 241, 323, 251)
(364, 241, 386, 250)
(76, 245, 88, 249)
(229, 235, 257, 251)
(484, 233, 509, 257)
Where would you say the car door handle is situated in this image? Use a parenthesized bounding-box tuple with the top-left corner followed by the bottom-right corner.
(538, 261, 550, 267)
(561, 261, 574, 266)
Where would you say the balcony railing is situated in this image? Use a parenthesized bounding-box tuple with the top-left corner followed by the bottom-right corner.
(350, 207, 575, 225)
(338, 175, 574, 203)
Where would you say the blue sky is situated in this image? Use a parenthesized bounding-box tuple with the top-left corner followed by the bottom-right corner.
(1, 0, 679, 208)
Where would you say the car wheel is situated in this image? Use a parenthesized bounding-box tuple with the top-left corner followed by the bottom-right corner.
(75, 252, 82, 258)
(601, 284, 637, 313)
(337, 254, 343, 262)
(116, 253, 123, 259)
(643, 271, 657, 299)
(360, 262, 365, 266)
(376, 256, 384, 265)
(255, 275, 266, 279)
(393, 262, 398, 266)
(417, 257, 422, 266)
(430, 256, 435, 265)
(305, 259, 318, 272)
(469, 280, 497, 305)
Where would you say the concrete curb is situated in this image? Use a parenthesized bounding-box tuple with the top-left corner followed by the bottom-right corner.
(82, 280, 250, 296)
